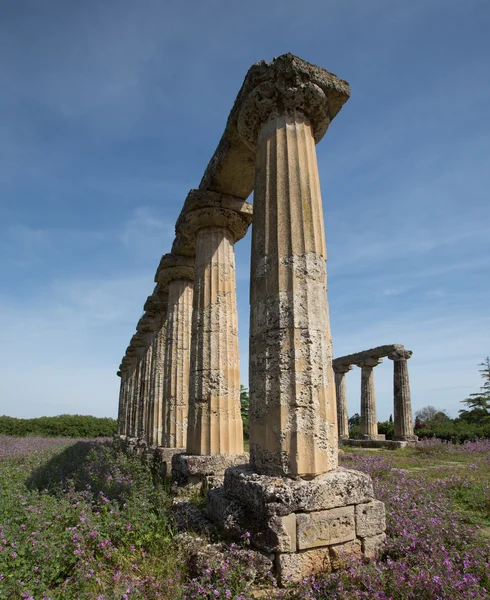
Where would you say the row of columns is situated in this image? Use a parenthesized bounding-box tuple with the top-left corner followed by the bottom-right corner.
(117, 196, 252, 459)
(116, 54, 397, 478)
(334, 349, 416, 442)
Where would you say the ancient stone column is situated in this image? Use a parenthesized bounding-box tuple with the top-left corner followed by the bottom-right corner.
(388, 349, 417, 441)
(116, 369, 124, 435)
(149, 316, 167, 446)
(237, 58, 351, 477)
(125, 348, 138, 438)
(334, 365, 352, 440)
(135, 347, 146, 440)
(136, 318, 156, 444)
(175, 190, 252, 456)
(156, 254, 194, 449)
(117, 358, 130, 437)
(356, 358, 382, 440)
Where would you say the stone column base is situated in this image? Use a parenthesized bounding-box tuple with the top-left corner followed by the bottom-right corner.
(361, 434, 386, 441)
(393, 435, 418, 442)
(207, 466, 386, 585)
(135, 439, 148, 458)
(172, 453, 249, 490)
(154, 447, 185, 478)
(124, 437, 138, 454)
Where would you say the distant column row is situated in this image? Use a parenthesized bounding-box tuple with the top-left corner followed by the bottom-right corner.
(333, 346, 417, 442)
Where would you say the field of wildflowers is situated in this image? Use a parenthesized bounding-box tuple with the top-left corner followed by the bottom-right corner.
(0, 436, 489, 600)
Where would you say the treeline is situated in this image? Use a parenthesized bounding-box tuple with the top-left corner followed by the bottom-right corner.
(0, 414, 117, 438)
(349, 414, 490, 444)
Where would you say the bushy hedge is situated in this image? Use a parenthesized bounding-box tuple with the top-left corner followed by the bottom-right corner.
(416, 420, 490, 443)
(0, 414, 117, 438)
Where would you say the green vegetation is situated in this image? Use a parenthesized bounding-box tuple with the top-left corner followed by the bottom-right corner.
(1, 437, 489, 599)
(0, 414, 117, 438)
(240, 385, 249, 440)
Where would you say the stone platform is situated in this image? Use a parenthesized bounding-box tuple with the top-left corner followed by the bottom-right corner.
(207, 466, 386, 585)
(172, 453, 249, 490)
(341, 439, 418, 450)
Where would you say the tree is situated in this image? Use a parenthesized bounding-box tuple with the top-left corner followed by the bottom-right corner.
(348, 413, 360, 429)
(415, 406, 439, 423)
(459, 358, 490, 424)
(415, 406, 450, 430)
(240, 385, 250, 439)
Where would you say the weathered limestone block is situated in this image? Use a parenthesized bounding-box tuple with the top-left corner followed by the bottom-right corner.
(206, 486, 248, 538)
(172, 452, 249, 487)
(355, 500, 386, 538)
(356, 357, 382, 440)
(361, 532, 387, 559)
(328, 539, 362, 569)
(154, 447, 184, 478)
(240, 56, 350, 478)
(224, 467, 374, 517)
(276, 548, 331, 585)
(296, 506, 356, 549)
(207, 487, 297, 553)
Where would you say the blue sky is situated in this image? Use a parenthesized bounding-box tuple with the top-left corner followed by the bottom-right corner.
(1, 0, 489, 421)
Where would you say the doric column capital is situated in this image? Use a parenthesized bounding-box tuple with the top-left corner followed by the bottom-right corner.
(126, 345, 138, 359)
(130, 333, 146, 349)
(144, 286, 168, 317)
(236, 53, 350, 150)
(174, 189, 253, 256)
(136, 314, 157, 335)
(388, 349, 413, 361)
(355, 357, 383, 369)
(155, 253, 194, 287)
(333, 364, 353, 374)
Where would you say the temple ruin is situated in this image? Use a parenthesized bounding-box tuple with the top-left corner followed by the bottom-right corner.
(116, 53, 390, 583)
(334, 345, 418, 448)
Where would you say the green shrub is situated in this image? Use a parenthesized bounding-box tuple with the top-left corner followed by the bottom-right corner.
(416, 420, 490, 443)
(0, 414, 117, 438)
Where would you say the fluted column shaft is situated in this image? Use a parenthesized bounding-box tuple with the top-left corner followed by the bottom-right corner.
(389, 350, 416, 441)
(136, 348, 147, 439)
(141, 338, 153, 443)
(249, 114, 337, 477)
(334, 366, 352, 440)
(149, 319, 166, 447)
(129, 360, 140, 438)
(163, 279, 193, 448)
(357, 358, 381, 439)
(117, 371, 124, 435)
(187, 226, 244, 455)
(124, 362, 134, 437)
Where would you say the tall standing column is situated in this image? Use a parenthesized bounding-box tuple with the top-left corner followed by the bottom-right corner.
(126, 346, 136, 438)
(142, 289, 168, 448)
(176, 191, 252, 456)
(356, 358, 382, 440)
(334, 365, 352, 440)
(134, 342, 147, 440)
(117, 366, 129, 437)
(388, 349, 417, 441)
(156, 254, 194, 449)
(237, 58, 350, 477)
(136, 317, 156, 444)
(149, 314, 167, 447)
(125, 348, 138, 438)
